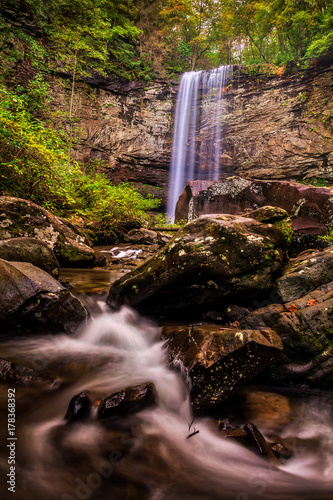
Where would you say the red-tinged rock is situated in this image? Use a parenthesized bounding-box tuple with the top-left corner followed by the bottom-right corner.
(161, 323, 282, 416)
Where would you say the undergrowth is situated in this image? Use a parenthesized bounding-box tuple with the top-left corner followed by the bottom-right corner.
(0, 83, 160, 243)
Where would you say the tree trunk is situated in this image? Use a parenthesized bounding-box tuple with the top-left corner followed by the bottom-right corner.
(68, 46, 78, 166)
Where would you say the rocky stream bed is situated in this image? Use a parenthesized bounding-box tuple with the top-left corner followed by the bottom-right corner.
(0, 188, 333, 499)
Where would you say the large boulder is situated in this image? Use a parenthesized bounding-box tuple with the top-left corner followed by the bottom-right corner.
(161, 324, 283, 416)
(273, 248, 333, 302)
(108, 214, 290, 318)
(0, 196, 95, 267)
(240, 282, 333, 386)
(175, 177, 333, 239)
(0, 259, 88, 334)
(0, 237, 60, 277)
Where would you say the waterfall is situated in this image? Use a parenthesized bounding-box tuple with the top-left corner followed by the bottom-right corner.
(167, 65, 233, 221)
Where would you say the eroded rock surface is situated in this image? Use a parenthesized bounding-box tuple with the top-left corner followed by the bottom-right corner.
(274, 248, 333, 302)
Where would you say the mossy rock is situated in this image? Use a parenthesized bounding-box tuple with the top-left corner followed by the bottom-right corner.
(108, 214, 289, 318)
(0, 196, 95, 267)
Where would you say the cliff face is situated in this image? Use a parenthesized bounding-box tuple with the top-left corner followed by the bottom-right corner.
(221, 58, 333, 181)
(48, 57, 333, 206)
(49, 78, 176, 205)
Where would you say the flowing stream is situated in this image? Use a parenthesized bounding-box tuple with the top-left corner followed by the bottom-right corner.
(167, 65, 233, 220)
(0, 285, 333, 500)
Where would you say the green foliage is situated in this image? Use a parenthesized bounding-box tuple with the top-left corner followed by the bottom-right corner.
(77, 177, 160, 243)
(1, 0, 332, 78)
(153, 213, 187, 228)
(299, 178, 331, 188)
(319, 227, 333, 246)
(306, 3, 333, 58)
(0, 83, 160, 241)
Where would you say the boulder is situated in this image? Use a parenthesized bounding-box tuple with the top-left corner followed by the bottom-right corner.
(161, 324, 283, 416)
(0, 237, 60, 277)
(240, 282, 333, 386)
(246, 206, 293, 248)
(125, 228, 158, 245)
(0, 196, 95, 267)
(0, 258, 88, 334)
(274, 248, 333, 302)
(224, 304, 252, 324)
(240, 389, 292, 432)
(175, 180, 215, 222)
(98, 384, 155, 419)
(108, 214, 289, 318)
(175, 178, 333, 242)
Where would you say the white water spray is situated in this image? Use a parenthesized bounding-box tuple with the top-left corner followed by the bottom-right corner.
(1, 307, 333, 500)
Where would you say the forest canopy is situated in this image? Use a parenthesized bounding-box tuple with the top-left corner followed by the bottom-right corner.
(0, 0, 332, 79)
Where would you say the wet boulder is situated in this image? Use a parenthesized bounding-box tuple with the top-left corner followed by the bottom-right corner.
(0, 237, 60, 277)
(65, 392, 91, 423)
(161, 324, 283, 416)
(240, 282, 333, 386)
(0, 258, 88, 335)
(0, 196, 95, 267)
(240, 389, 292, 432)
(0, 358, 54, 388)
(108, 214, 289, 318)
(273, 248, 333, 303)
(98, 383, 155, 419)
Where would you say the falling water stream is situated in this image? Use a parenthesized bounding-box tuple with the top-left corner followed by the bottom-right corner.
(167, 65, 233, 221)
(0, 281, 333, 500)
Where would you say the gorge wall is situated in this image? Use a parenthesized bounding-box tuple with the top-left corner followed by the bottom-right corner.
(48, 56, 333, 206)
(48, 77, 176, 206)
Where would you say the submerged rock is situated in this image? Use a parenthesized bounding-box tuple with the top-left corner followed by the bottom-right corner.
(0, 196, 95, 267)
(0, 237, 60, 277)
(98, 383, 155, 419)
(240, 389, 292, 432)
(161, 324, 283, 416)
(0, 258, 88, 335)
(108, 214, 289, 318)
(0, 358, 54, 387)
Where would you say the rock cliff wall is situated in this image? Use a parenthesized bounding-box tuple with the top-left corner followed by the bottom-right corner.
(221, 57, 333, 181)
(48, 77, 177, 206)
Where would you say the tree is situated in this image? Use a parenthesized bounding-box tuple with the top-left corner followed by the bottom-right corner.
(160, 0, 225, 70)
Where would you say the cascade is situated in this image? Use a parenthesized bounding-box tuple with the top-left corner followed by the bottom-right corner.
(167, 65, 233, 221)
(0, 304, 332, 499)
